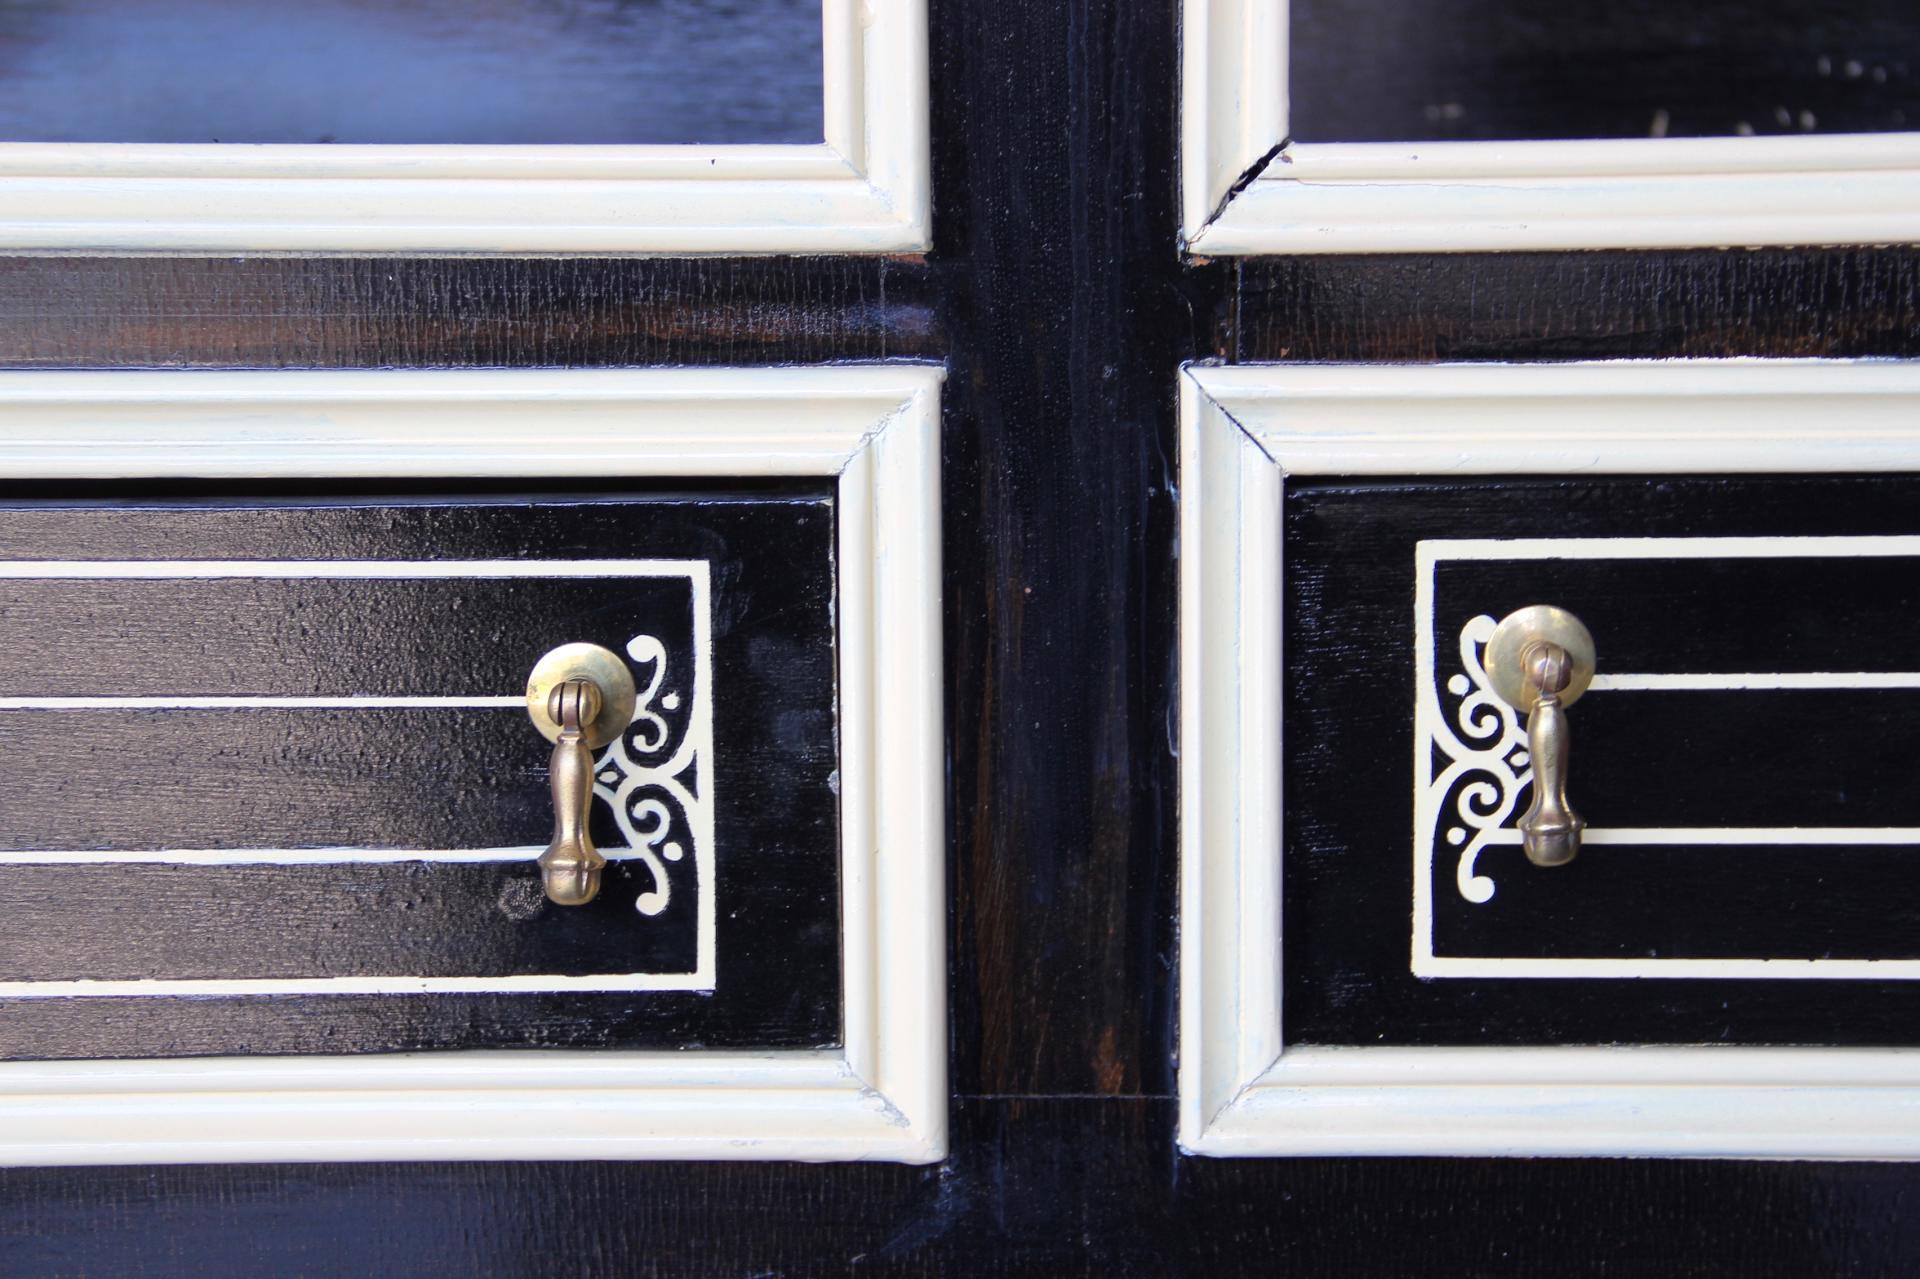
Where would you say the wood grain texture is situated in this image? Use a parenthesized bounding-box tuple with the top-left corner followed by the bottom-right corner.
(0, 494, 839, 1057)
(0, 256, 936, 369)
(0, 576, 702, 696)
(1286, 475, 1920, 1046)
(8, 1098, 1920, 1276)
(1230, 248, 1920, 363)
(932, 0, 1225, 1101)
(0, 862, 706, 981)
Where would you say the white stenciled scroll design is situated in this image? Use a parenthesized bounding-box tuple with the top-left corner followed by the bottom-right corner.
(589, 633, 704, 917)
(1424, 614, 1533, 904)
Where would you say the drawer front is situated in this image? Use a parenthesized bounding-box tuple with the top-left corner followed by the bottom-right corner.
(1287, 473, 1920, 1048)
(1182, 361, 1920, 1160)
(0, 366, 946, 1166)
(0, 488, 841, 1059)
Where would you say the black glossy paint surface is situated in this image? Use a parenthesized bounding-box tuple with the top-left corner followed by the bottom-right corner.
(17, 1103, 1920, 1276)
(0, 0, 823, 144)
(1230, 249, 1920, 362)
(1287, 474, 1920, 1047)
(1292, 0, 1920, 142)
(0, 491, 842, 1058)
(10, 0, 1920, 1268)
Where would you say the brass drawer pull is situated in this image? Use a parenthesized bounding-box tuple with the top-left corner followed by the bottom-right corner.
(1485, 606, 1596, 868)
(525, 643, 638, 906)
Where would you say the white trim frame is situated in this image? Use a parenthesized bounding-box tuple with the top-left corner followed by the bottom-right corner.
(0, 365, 946, 1166)
(0, 0, 928, 254)
(1180, 0, 1920, 253)
(1180, 358, 1920, 1159)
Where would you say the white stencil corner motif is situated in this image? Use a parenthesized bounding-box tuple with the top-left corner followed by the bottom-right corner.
(588, 628, 712, 918)
(1420, 613, 1532, 905)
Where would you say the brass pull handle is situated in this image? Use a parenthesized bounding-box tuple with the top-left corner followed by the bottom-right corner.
(526, 644, 637, 907)
(1517, 642, 1581, 866)
(1485, 606, 1597, 868)
(541, 679, 604, 905)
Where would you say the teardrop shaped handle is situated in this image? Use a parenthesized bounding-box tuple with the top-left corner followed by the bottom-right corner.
(539, 680, 607, 905)
(1517, 641, 1583, 867)
(525, 643, 637, 907)
(1484, 606, 1597, 869)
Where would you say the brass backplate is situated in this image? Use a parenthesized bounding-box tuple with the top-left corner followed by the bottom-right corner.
(525, 643, 638, 749)
(1484, 605, 1597, 710)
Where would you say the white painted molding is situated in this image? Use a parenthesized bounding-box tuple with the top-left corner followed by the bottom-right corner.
(0, 366, 935, 478)
(1189, 360, 1920, 475)
(1179, 0, 1920, 252)
(0, 364, 946, 1166)
(1179, 0, 1287, 235)
(1179, 358, 1920, 1158)
(0, 0, 928, 253)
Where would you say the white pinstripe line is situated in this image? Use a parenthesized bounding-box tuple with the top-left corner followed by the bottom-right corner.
(0, 695, 524, 709)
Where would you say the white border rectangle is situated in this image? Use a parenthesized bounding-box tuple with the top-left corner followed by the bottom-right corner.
(0, 557, 716, 999)
(0, 364, 946, 1166)
(1181, 0, 1920, 252)
(1181, 358, 1920, 1158)
(1414, 535, 1920, 981)
(0, 0, 928, 253)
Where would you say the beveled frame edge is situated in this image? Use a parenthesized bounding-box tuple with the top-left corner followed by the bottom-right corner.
(0, 0, 929, 253)
(0, 364, 946, 1165)
(1178, 358, 1920, 1159)
(1179, 0, 1920, 253)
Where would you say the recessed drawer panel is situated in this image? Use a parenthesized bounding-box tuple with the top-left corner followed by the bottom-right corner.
(1421, 540, 1920, 973)
(0, 489, 839, 1059)
(1288, 474, 1920, 1048)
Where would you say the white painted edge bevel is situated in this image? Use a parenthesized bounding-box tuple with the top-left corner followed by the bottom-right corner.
(0, 0, 928, 253)
(0, 363, 947, 1166)
(1178, 357, 1920, 1159)
(1178, 0, 1920, 252)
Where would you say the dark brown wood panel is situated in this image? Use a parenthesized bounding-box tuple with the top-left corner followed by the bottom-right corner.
(1229, 248, 1920, 363)
(0, 255, 936, 369)
(931, 0, 1224, 1102)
